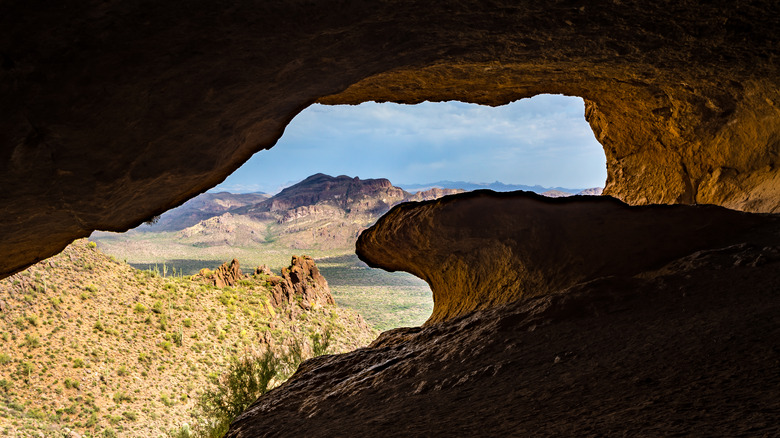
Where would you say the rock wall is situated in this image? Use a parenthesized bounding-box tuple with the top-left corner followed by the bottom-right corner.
(357, 191, 777, 323)
(1, 0, 780, 278)
(229, 212, 780, 437)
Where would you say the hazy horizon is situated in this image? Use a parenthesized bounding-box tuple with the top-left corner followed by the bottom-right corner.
(211, 94, 607, 194)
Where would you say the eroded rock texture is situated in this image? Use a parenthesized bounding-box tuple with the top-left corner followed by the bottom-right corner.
(267, 255, 335, 310)
(357, 191, 775, 323)
(230, 232, 780, 437)
(2, 0, 780, 277)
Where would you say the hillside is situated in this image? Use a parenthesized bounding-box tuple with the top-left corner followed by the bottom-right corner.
(136, 192, 270, 232)
(0, 240, 376, 437)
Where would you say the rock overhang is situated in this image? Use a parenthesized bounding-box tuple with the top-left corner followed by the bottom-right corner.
(1, 0, 779, 278)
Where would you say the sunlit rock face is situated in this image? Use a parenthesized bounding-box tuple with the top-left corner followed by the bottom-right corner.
(357, 191, 776, 323)
(1, 0, 779, 278)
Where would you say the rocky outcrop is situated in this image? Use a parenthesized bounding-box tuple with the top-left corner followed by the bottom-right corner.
(357, 191, 777, 324)
(2, 1, 780, 277)
(254, 264, 273, 276)
(229, 231, 780, 437)
(196, 258, 244, 288)
(194, 256, 334, 309)
(267, 256, 335, 309)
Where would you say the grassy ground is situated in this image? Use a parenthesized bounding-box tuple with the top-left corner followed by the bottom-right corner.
(317, 255, 433, 330)
(94, 232, 435, 332)
(130, 255, 434, 332)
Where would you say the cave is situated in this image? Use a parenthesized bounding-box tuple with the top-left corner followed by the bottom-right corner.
(2, 1, 779, 436)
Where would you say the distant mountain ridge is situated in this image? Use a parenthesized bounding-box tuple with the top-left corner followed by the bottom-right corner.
(93, 174, 601, 267)
(141, 191, 270, 231)
(92, 174, 465, 262)
(398, 180, 592, 194)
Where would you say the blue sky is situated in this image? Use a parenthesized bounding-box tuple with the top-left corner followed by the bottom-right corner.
(212, 94, 607, 194)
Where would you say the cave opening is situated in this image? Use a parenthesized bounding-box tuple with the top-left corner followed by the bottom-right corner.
(91, 94, 606, 331)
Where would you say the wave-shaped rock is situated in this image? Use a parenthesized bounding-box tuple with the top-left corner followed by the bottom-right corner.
(228, 223, 780, 437)
(357, 190, 776, 323)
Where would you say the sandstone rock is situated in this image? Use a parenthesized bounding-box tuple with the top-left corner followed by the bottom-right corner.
(214, 259, 243, 288)
(227, 210, 780, 437)
(268, 256, 335, 309)
(2, 1, 780, 277)
(357, 190, 777, 324)
(194, 259, 244, 288)
(254, 264, 273, 276)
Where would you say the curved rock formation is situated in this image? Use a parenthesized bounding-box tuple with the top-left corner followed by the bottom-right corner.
(357, 191, 777, 323)
(2, 1, 780, 277)
(229, 236, 780, 437)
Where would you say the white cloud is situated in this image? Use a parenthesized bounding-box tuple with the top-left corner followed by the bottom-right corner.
(212, 95, 607, 192)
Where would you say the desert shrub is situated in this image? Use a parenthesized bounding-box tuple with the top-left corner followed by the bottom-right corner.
(183, 318, 193, 328)
(193, 330, 332, 438)
(73, 358, 84, 368)
(0, 379, 12, 393)
(196, 350, 280, 438)
(113, 391, 132, 404)
(0, 353, 11, 365)
(310, 329, 332, 357)
(159, 314, 169, 331)
(168, 424, 194, 438)
(152, 301, 164, 314)
(17, 361, 34, 379)
(160, 394, 175, 407)
(134, 303, 147, 314)
(87, 241, 97, 249)
(63, 378, 79, 389)
(23, 334, 40, 349)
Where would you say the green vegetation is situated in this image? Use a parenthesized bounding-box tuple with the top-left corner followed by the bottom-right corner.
(0, 238, 377, 437)
(318, 255, 433, 330)
(133, 253, 433, 331)
(190, 330, 331, 438)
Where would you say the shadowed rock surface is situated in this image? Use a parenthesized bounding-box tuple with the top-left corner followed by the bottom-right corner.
(2, 0, 780, 277)
(357, 191, 776, 323)
(3, 2, 780, 435)
(228, 199, 780, 437)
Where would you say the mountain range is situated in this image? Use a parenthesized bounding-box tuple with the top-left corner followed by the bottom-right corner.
(398, 180, 599, 194)
(91, 174, 465, 269)
(94, 174, 602, 266)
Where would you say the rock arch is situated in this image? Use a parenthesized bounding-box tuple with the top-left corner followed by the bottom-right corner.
(1, 0, 779, 279)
